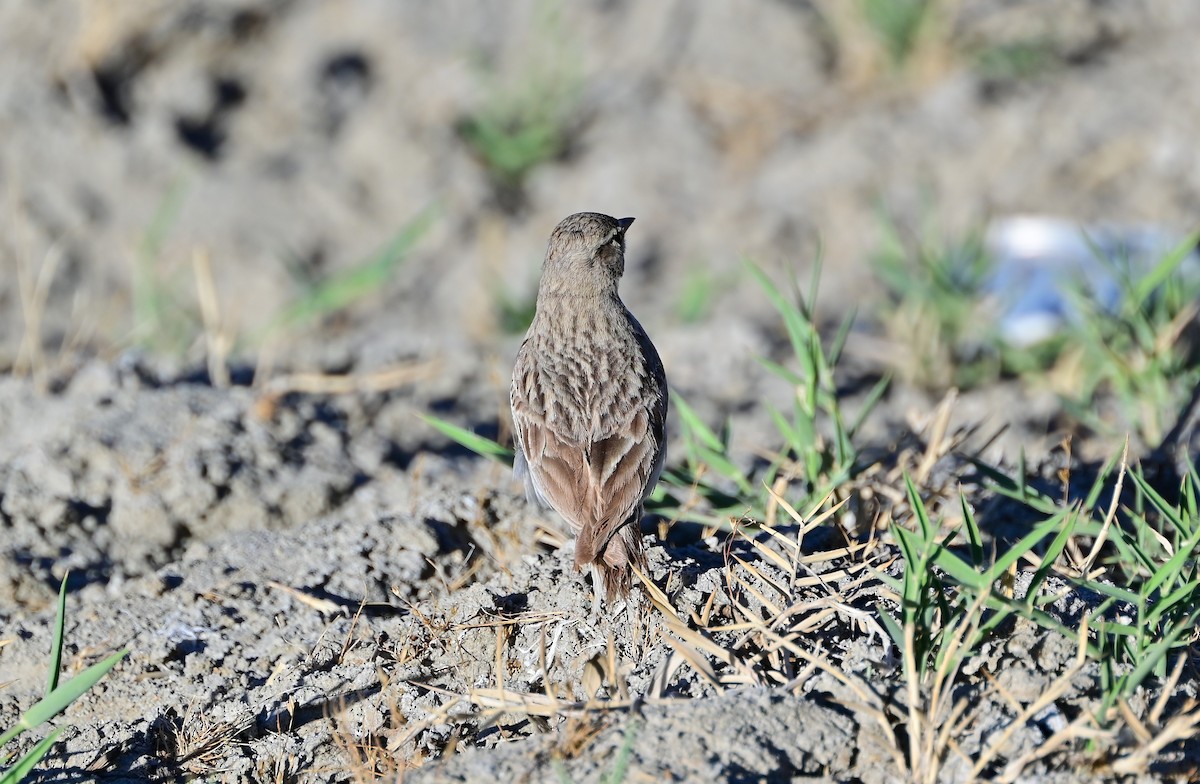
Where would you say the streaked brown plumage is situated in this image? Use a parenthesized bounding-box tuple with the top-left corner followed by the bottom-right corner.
(510, 212, 668, 600)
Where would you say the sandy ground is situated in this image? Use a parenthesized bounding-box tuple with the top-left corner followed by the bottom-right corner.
(2, 2, 1199, 781)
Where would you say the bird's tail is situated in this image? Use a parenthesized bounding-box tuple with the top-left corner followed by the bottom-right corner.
(576, 515, 647, 601)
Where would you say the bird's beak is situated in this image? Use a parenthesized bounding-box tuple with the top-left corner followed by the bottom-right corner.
(617, 217, 635, 232)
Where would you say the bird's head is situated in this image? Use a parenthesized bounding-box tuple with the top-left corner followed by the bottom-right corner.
(539, 212, 635, 297)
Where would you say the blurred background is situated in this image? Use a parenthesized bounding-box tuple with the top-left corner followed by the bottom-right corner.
(1, 0, 1197, 456)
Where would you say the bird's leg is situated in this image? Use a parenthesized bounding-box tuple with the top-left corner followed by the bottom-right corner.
(589, 563, 604, 615)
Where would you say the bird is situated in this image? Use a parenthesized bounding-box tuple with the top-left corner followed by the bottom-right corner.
(510, 212, 668, 602)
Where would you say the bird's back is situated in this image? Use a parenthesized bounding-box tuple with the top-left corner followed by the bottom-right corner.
(511, 302, 666, 596)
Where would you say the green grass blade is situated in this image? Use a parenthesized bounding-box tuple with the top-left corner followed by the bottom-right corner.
(133, 177, 190, 338)
(696, 446, 754, 495)
(672, 394, 725, 453)
(827, 309, 855, 367)
(904, 473, 934, 540)
(966, 456, 1059, 515)
(1096, 619, 1138, 638)
(1103, 523, 1158, 578)
(268, 206, 437, 335)
(754, 356, 804, 387)
(959, 492, 984, 567)
(17, 650, 128, 731)
(891, 526, 925, 609)
(418, 415, 514, 465)
(46, 575, 68, 695)
(766, 402, 812, 456)
(1121, 620, 1193, 695)
(1130, 470, 1189, 535)
(602, 719, 639, 784)
(0, 727, 65, 784)
(747, 263, 810, 367)
(1146, 580, 1200, 628)
(1142, 529, 1200, 599)
(1130, 233, 1199, 308)
(929, 543, 988, 592)
(847, 374, 890, 439)
(804, 253, 823, 313)
(1028, 508, 1078, 595)
(984, 508, 1069, 581)
(875, 601, 905, 651)
(138, 178, 189, 262)
(1080, 579, 1141, 605)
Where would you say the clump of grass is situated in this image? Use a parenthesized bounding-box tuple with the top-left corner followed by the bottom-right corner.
(942, 450, 1187, 634)
(132, 187, 435, 366)
(825, 2, 1062, 89)
(871, 216, 1200, 441)
(753, 261, 888, 502)
(151, 704, 255, 778)
(810, 0, 960, 85)
(843, 446, 1199, 778)
(1, 575, 127, 782)
(122, 182, 437, 384)
(1089, 464, 1200, 720)
(870, 215, 1005, 389)
(1053, 234, 1200, 447)
(962, 446, 1200, 722)
(647, 447, 1199, 781)
(457, 0, 582, 208)
(877, 472, 1086, 682)
(668, 260, 887, 524)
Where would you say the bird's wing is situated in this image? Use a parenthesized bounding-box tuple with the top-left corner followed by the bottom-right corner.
(511, 339, 666, 563)
(512, 342, 554, 508)
(571, 403, 663, 566)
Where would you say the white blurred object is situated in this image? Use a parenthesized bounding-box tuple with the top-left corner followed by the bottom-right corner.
(984, 215, 1199, 347)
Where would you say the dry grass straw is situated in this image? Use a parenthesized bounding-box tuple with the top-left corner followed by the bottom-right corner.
(192, 247, 231, 388)
(266, 580, 347, 616)
(14, 241, 64, 392)
(153, 701, 256, 777)
(252, 359, 439, 420)
(898, 589, 991, 784)
(1074, 437, 1128, 578)
(258, 362, 439, 398)
(393, 600, 651, 774)
(255, 749, 301, 784)
(638, 485, 910, 771)
(330, 695, 402, 784)
(1107, 653, 1200, 777)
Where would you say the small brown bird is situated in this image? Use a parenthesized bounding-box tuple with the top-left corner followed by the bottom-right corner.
(510, 212, 668, 601)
